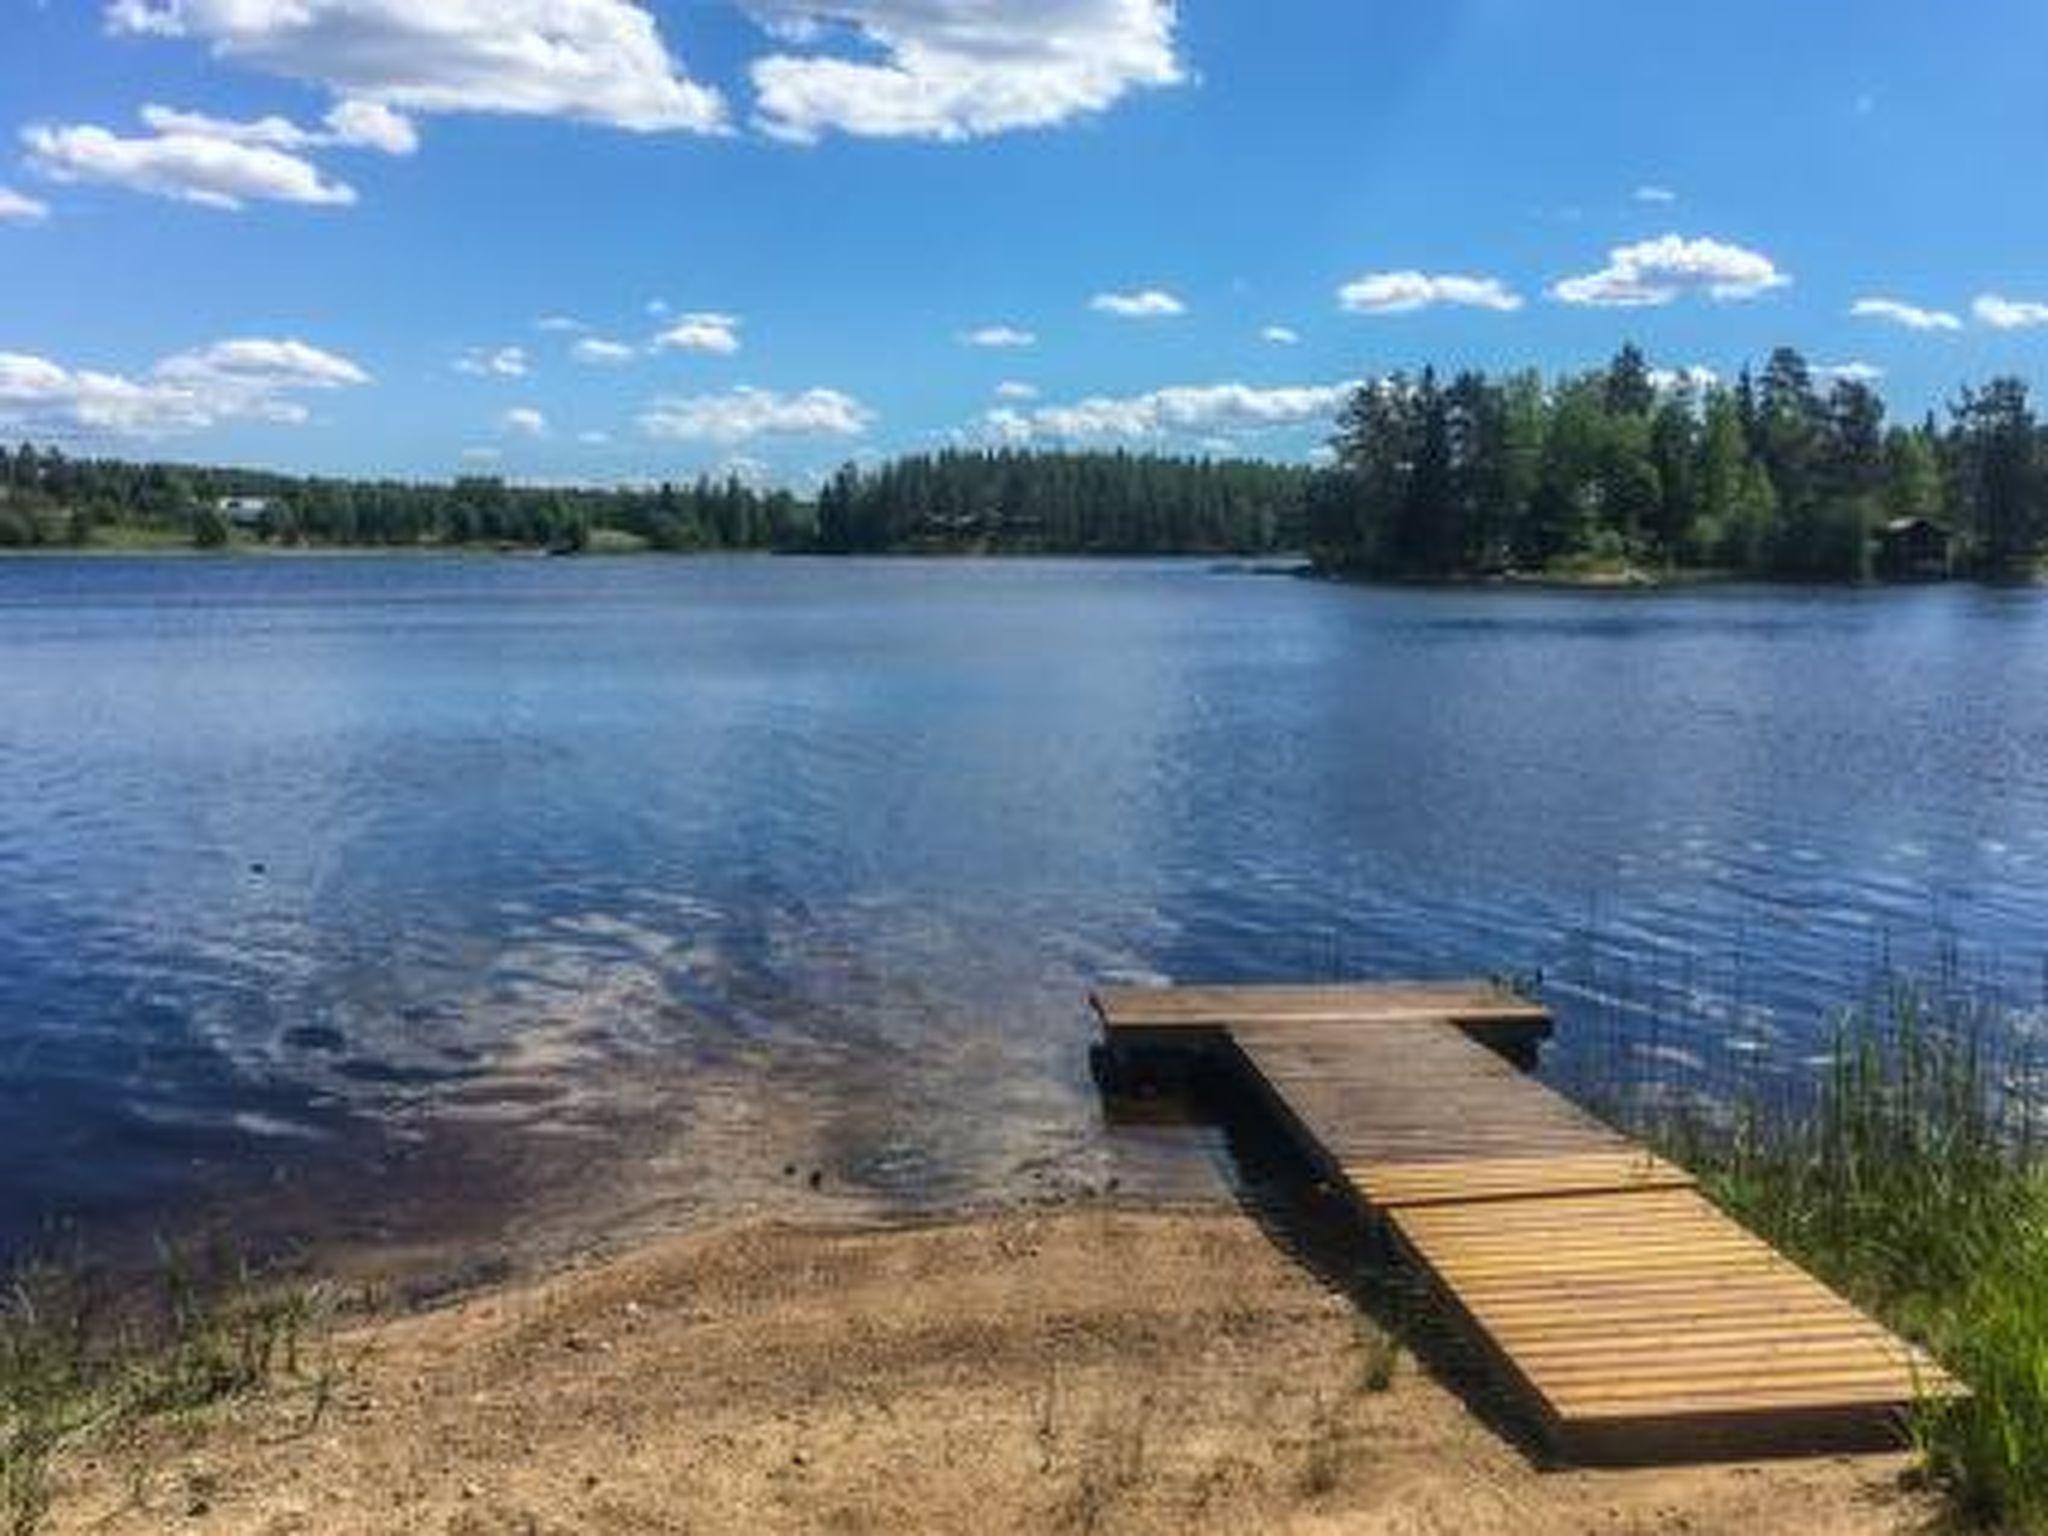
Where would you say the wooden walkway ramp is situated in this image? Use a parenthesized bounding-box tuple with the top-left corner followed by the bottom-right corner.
(1092, 982, 1960, 1465)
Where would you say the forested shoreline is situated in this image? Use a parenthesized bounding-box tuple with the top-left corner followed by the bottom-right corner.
(0, 444, 1307, 557)
(1312, 345, 2045, 581)
(4, 345, 2046, 579)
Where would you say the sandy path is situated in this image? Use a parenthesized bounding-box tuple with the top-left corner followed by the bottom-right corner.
(44, 1208, 1928, 1534)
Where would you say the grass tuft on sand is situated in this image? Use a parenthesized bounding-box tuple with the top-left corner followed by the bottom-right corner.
(1, 1246, 342, 1534)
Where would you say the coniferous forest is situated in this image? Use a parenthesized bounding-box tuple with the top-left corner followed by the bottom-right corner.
(3, 344, 2045, 579)
(1312, 345, 2044, 581)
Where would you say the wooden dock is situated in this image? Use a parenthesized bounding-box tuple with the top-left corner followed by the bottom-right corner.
(1092, 981, 1960, 1465)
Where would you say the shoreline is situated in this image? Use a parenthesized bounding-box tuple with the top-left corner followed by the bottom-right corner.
(35, 1202, 1929, 1535)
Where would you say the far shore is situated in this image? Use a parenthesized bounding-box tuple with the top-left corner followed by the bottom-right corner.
(7, 540, 2040, 590)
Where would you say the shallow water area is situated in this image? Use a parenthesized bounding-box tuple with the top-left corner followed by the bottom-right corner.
(4, 555, 2047, 1267)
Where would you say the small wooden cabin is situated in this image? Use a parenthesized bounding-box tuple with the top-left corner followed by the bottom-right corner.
(1876, 516, 1952, 580)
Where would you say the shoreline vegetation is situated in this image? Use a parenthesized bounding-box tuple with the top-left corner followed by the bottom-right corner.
(6, 345, 2047, 584)
(6, 978, 2044, 1532)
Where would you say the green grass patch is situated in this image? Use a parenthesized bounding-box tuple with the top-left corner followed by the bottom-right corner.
(1598, 980, 2048, 1528)
(0, 1245, 347, 1534)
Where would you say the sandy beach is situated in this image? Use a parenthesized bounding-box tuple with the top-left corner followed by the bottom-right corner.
(40, 1205, 1930, 1535)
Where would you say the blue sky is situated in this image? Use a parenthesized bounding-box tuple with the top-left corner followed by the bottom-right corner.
(4, 0, 2048, 486)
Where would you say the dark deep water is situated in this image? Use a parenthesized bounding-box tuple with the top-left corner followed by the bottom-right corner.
(4, 556, 2047, 1264)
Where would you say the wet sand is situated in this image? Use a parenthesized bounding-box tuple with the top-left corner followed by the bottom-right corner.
(43, 1205, 1929, 1535)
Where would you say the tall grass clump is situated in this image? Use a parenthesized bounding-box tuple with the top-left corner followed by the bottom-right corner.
(1606, 977, 2048, 1529)
(0, 1244, 331, 1534)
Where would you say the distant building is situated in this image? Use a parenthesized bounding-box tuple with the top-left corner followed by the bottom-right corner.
(1875, 517, 1952, 580)
(215, 496, 273, 526)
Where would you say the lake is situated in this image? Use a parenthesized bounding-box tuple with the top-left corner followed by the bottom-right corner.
(4, 555, 2047, 1266)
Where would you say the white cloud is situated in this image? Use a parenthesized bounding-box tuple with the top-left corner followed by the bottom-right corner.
(1550, 234, 1789, 307)
(107, 0, 725, 134)
(1812, 361, 1886, 386)
(1850, 297, 1960, 333)
(577, 429, 612, 445)
(744, 0, 1182, 143)
(1973, 293, 2048, 330)
(1260, 325, 1301, 345)
(1092, 288, 1186, 319)
(960, 325, 1036, 349)
(993, 380, 1039, 401)
(638, 386, 872, 444)
(501, 405, 548, 437)
(716, 453, 773, 488)
(652, 312, 742, 354)
(455, 346, 529, 379)
(1632, 185, 1677, 204)
(323, 98, 417, 154)
(1337, 271, 1522, 315)
(1647, 365, 1721, 394)
(0, 186, 49, 223)
(983, 380, 1357, 444)
(22, 118, 356, 209)
(137, 99, 416, 155)
(536, 315, 588, 334)
(572, 337, 637, 365)
(0, 336, 368, 436)
(460, 445, 501, 465)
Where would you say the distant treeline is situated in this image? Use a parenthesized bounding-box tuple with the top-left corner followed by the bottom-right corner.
(0, 451, 811, 552)
(0, 445, 1306, 556)
(8, 347, 2047, 578)
(815, 450, 1309, 553)
(1311, 345, 2047, 581)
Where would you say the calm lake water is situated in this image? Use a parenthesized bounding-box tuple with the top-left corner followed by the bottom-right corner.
(5, 556, 2048, 1265)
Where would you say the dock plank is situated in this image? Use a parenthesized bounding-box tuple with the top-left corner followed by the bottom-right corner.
(1095, 981, 1963, 1464)
(1229, 1021, 1694, 1207)
(1092, 981, 1549, 1031)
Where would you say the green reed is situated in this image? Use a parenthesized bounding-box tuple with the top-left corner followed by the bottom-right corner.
(1588, 973, 2048, 1529)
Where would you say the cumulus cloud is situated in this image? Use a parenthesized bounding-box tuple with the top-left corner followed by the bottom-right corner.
(1647, 365, 1721, 394)
(1550, 234, 1789, 307)
(981, 380, 1357, 445)
(1338, 271, 1522, 314)
(652, 312, 742, 354)
(1343, 272, 1523, 313)
(572, 337, 637, 365)
(455, 346, 529, 379)
(1632, 184, 1677, 204)
(535, 315, 588, 334)
(323, 98, 418, 153)
(1812, 362, 1886, 386)
(993, 380, 1039, 401)
(638, 386, 872, 444)
(0, 336, 368, 436)
(960, 325, 1036, 349)
(1851, 297, 1961, 333)
(501, 405, 548, 437)
(1092, 288, 1186, 319)
(1261, 325, 1301, 345)
(744, 0, 1182, 143)
(106, 0, 725, 134)
(0, 186, 49, 223)
(22, 117, 356, 209)
(1973, 293, 2048, 330)
(137, 99, 417, 154)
